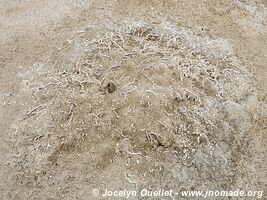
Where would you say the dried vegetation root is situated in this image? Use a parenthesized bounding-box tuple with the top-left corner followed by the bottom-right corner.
(11, 20, 257, 188)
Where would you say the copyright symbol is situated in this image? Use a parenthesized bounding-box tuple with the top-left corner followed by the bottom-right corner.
(92, 189, 100, 197)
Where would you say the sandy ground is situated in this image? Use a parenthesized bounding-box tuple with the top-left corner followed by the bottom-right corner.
(0, 0, 266, 200)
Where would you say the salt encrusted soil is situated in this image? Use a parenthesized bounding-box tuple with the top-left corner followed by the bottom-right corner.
(0, 0, 266, 200)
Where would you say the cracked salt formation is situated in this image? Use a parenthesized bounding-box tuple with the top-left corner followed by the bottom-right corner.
(12, 20, 258, 197)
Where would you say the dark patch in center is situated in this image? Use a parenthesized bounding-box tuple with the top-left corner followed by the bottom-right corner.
(106, 82, 117, 93)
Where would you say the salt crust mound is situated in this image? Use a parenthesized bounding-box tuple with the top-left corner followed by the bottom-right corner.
(12, 20, 257, 191)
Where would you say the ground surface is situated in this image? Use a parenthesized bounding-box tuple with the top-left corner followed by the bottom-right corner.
(0, 0, 266, 200)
